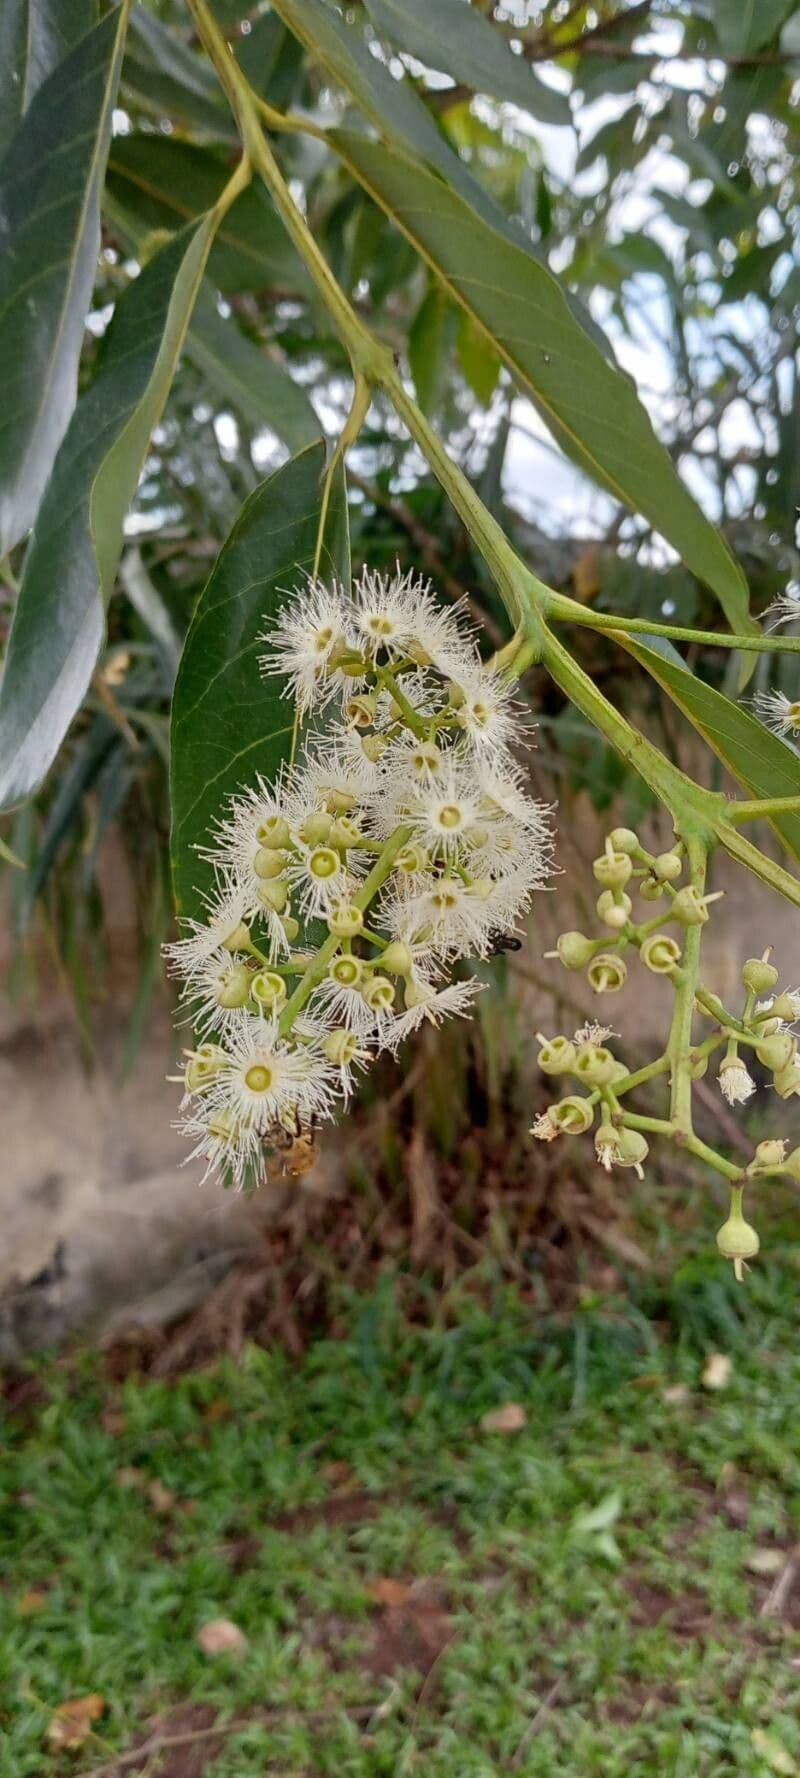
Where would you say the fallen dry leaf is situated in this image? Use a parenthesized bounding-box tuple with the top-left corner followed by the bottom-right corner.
(47, 1694, 106, 1750)
(16, 1587, 49, 1616)
(367, 1577, 413, 1608)
(747, 1549, 786, 1577)
(146, 1479, 177, 1514)
(115, 1465, 147, 1491)
(662, 1384, 690, 1406)
(196, 1618, 249, 1657)
(702, 1353, 732, 1391)
(480, 1402, 527, 1434)
(100, 1406, 127, 1436)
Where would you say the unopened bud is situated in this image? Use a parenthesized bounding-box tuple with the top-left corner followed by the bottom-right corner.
(608, 827, 639, 855)
(615, 1127, 649, 1172)
(742, 955, 779, 995)
(587, 953, 627, 994)
(640, 933, 682, 975)
(254, 847, 286, 880)
(689, 1051, 709, 1080)
(258, 878, 289, 914)
(653, 849, 683, 883)
(324, 788, 358, 815)
(639, 876, 664, 902)
(755, 1032, 796, 1072)
(329, 816, 362, 850)
(381, 941, 414, 976)
(716, 1185, 759, 1280)
(536, 1035, 577, 1075)
(773, 1058, 800, 1099)
(301, 812, 333, 846)
(281, 914, 300, 944)
(214, 962, 252, 1009)
(550, 931, 595, 970)
(361, 733, 388, 764)
(762, 993, 799, 1022)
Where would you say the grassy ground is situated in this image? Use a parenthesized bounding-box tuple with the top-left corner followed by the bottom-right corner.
(3, 1247, 800, 1778)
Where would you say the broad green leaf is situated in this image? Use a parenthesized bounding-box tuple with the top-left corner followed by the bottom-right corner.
(235, 10, 303, 105)
(106, 135, 311, 295)
(0, 2, 130, 556)
(715, 0, 794, 56)
(408, 285, 457, 416)
(170, 441, 350, 919)
(364, 0, 570, 127)
(0, 222, 222, 811)
(457, 311, 501, 407)
(617, 636, 800, 863)
(333, 130, 753, 636)
(0, 0, 95, 158)
(123, 7, 238, 142)
(186, 288, 320, 455)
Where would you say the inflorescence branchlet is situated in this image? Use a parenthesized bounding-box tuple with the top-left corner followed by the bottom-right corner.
(532, 826, 800, 1282)
(167, 567, 553, 1189)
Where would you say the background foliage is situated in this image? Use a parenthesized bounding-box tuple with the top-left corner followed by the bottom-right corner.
(1, 0, 799, 1026)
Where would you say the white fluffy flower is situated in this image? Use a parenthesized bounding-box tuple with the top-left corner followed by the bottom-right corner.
(763, 585, 800, 631)
(164, 877, 252, 984)
(206, 1016, 335, 1132)
(718, 1056, 755, 1106)
(352, 566, 474, 675)
(751, 690, 800, 742)
(259, 577, 353, 714)
(453, 667, 526, 758)
(375, 759, 484, 858)
(178, 1105, 263, 1190)
(285, 841, 362, 921)
(382, 873, 499, 959)
(383, 977, 483, 1051)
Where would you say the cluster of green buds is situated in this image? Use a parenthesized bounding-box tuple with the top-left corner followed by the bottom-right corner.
(533, 824, 800, 1282)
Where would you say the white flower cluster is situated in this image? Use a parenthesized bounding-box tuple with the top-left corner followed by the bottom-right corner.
(167, 567, 553, 1189)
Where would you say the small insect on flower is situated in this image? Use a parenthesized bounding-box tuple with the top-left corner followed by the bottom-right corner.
(751, 690, 800, 743)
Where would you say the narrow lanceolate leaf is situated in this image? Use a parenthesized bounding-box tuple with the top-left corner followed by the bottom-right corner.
(186, 289, 320, 456)
(0, 2, 130, 555)
(617, 636, 800, 864)
(170, 442, 351, 920)
(333, 131, 753, 637)
(364, 0, 570, 127)
(0, 220, 225, 811)
(0, 0, 95, 158)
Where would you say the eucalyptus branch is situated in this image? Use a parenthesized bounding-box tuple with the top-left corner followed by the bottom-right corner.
(547, 594, 800, 657)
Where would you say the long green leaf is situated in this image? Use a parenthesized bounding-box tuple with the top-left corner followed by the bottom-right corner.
(365, 0, 570, 126)
(106, 134, 311, 295)
(0, 221, 223, 811)
(0, 0, 95, 158)
(333, 129, 752, 637)
(170, 441, 350, 919)
(186, 288, 320, 455)
(618, 636, 800, 863)
(0, 2, 130, 555)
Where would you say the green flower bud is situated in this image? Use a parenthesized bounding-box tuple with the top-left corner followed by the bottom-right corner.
(184, 1043, 228, 1094)
(653, 850, 683, 883)
(214, 961, 252, 1009)
(608, 827, 639, 855)
(328, 901, 364, 938)
(258, 878, 289, 914)
(593, 848, 633, 890)
(615, 1127, 649, 1171)
(742, 956, 779, 995)
(640, 933, 682, 974)
(257, 815, 290, 850)
(362, 973, 395, 1012)
(280, 914, 300, 944)
(250, 970, 287, 1014)
(587, 953, 627, 994)
(323, 1029, 362, 1067)
(773, 1058, 800, 1099)
(361, 733, 388, 764)
(689, 1051, 709, 1080)
(762, 993, 798, 1022)
(755, 1032, 796, 1072)
(575, 1044, 619, 1087)
(323, 788, 358, 815)
(596, 889, 632, 930)
(300, 812, 333, 846)
(254, 847, 287, 880)
(329, 816, 362, 850)
(747, 1138, 788, 1176)
(537, 1035, 577, 1076)
(329, 954, 364, 990)
(381, 941, 414, 976)
(221, 920, 252, 953)
(716, 1185, 759, 1280)
(639, 876, 664, 902)
(551, 1095, 594, 1134)
(552, 931, 595, 970)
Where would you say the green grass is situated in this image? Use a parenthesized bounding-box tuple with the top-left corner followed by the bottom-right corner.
(3, 1253, 800, 1778)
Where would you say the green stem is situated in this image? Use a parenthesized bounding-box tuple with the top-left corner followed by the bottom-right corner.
(620, 1111, 675, 1136)
(377, 666, 427, 737)
(725, 795, 800, 823)
(614, 1054, 671, 1097)
(547, 593, 800, 656)
(682, 1133, 744, 1182)
(278, 825, 412, 1033)
(313, 374, 371, 579)
(666, 834, 707, 1131)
